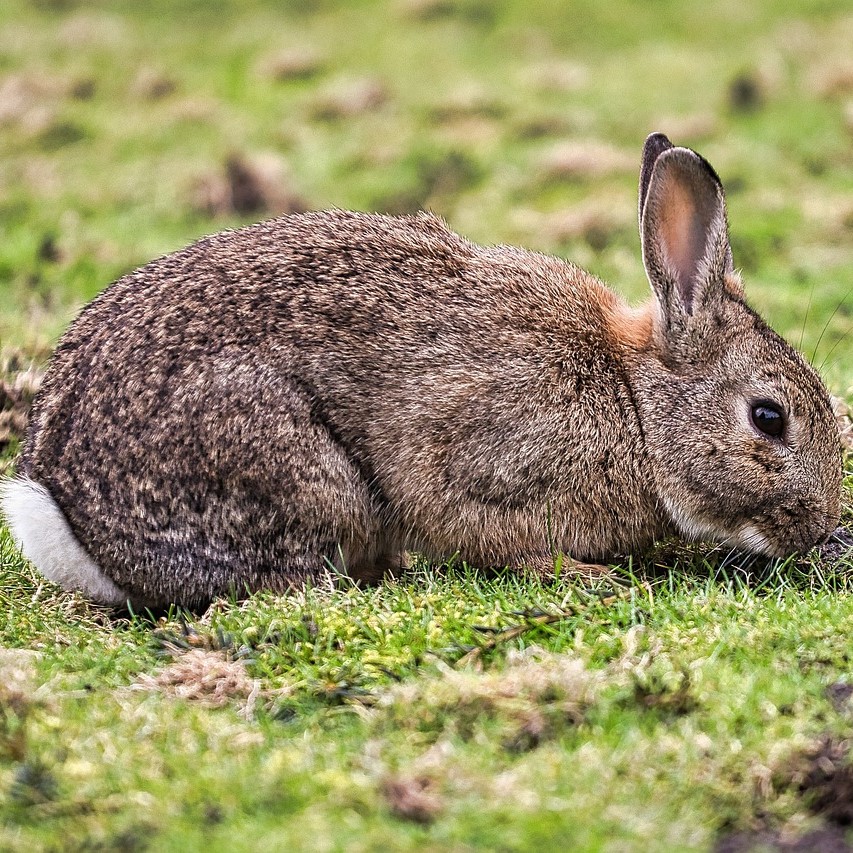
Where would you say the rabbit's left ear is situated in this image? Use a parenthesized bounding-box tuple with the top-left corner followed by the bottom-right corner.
(640, 138, 735, 321)
(638, 132, 674, 224)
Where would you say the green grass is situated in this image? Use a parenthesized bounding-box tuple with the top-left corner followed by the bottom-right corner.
(1, 0, 852, 850)
(4, 534, 853, 850)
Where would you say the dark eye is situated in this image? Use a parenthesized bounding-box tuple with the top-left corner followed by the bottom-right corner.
(751, 401, 785, 438)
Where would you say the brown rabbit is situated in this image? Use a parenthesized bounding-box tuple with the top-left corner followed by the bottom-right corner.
(1, 133, 843, 608)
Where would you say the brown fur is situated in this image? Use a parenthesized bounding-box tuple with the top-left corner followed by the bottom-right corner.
(4, 134, 843, 607)
(605, 301, 656, 351)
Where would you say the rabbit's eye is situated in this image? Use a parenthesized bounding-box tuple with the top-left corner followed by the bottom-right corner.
(751, 401, 785, 438)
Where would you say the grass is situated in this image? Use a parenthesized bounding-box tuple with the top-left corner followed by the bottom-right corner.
(4, 538, 853, 850)
(1, 0, 852, 850)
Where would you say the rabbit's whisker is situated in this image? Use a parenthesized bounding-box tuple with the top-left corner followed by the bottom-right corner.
(799, 276, 816, 354)
(812, 284, 852, 367)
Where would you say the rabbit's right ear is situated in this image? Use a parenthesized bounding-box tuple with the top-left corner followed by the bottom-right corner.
(640, 139, 735, 329)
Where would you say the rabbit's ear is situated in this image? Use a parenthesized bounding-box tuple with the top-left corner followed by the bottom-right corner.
(638, 132, 674, 225)
(640, 144, 734, 320)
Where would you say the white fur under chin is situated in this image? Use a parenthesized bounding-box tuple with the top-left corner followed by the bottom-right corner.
(662, 495, 776, 557)
(734, 524, 773, 556)
(1, 476, 128, 605)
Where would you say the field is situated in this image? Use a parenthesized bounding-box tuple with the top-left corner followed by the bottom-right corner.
(1, 0, 852, 850)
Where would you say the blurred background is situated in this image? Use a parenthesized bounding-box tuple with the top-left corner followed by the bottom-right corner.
(0, 0, 850, 391)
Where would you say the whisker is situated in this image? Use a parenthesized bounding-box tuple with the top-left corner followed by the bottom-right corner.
(817, 335, 853, 378)
(812, 284, 853, 366)
(817, 321, 853, 375)
(799, 276, 816, 354)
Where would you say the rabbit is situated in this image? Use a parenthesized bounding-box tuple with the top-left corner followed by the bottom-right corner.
(1, 133, 843, 608)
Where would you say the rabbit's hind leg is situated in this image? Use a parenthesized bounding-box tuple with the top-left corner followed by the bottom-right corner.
(87, 370, 393, 607)
(128, 437, 390, 606)
(340, 549, 405, 585)
(186, 372, 393, 598)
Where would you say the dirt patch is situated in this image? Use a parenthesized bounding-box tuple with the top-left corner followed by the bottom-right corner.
(131, 66, 177, 101)
(808, 60, 853, 99)
(728, 72, 765, 113)
(0, 70, 100, 140)
(399, 0, 496, 25)
(828, 682, 853, 714)
(716, 734, 853, 851)
(716, 826, 852, 852)
(514, 197, 632, 250)
(538, 139, 635, 182)
(426, 86, 504, 146)
(513, 113, 573, 141)
(374, 147, 481, 214)
(382, 773, 443, 823)
(781, 735, 853, 826)
(818, 527, 853, 565)
(191, 152, 308, 218)
(0, 73, 60, 138)
(258, 47, 324, 82)
(310, 75, 388, 121)
(427, 86, 505, 123)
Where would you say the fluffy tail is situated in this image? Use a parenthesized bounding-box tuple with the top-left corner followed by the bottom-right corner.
(1, 476, 127, 605)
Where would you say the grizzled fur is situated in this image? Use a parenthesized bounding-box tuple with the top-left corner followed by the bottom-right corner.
(2, 134, 843, 607)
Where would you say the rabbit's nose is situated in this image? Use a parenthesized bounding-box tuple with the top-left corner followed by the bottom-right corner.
(823, 526, 852, 549)
(814, 526, 853, 561)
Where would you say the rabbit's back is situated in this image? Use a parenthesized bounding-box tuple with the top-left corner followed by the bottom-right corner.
(26, 210, 639, 482)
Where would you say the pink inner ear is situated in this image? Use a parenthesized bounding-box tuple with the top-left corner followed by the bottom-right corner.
(657, 177, 713, 307)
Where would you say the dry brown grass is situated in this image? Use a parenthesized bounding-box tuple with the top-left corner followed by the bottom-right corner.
(0, 351, 44, 463)
(381, 773, 444, 823)
(513, 195, 633, 250)
(310, 75, 389, 121)
(0, 648, 41, 762)
(135, 648, 260, 712)
(808, 60, 853, 99)
(130, 67, 178, 101)
(257, 47, 324, 82)
(537, 139, 635, 182)
(377, 647, 602, 747)
(832, 396, 853, 453)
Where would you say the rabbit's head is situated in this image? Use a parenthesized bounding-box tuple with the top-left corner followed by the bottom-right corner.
(632, 134, 843, 557)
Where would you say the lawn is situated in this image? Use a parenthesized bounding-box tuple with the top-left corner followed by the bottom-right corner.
(1, 0, 852, 850)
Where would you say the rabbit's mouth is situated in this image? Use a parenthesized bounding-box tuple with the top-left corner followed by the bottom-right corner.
(720, 515, 843, 558)
(705, 523, 781, 558)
